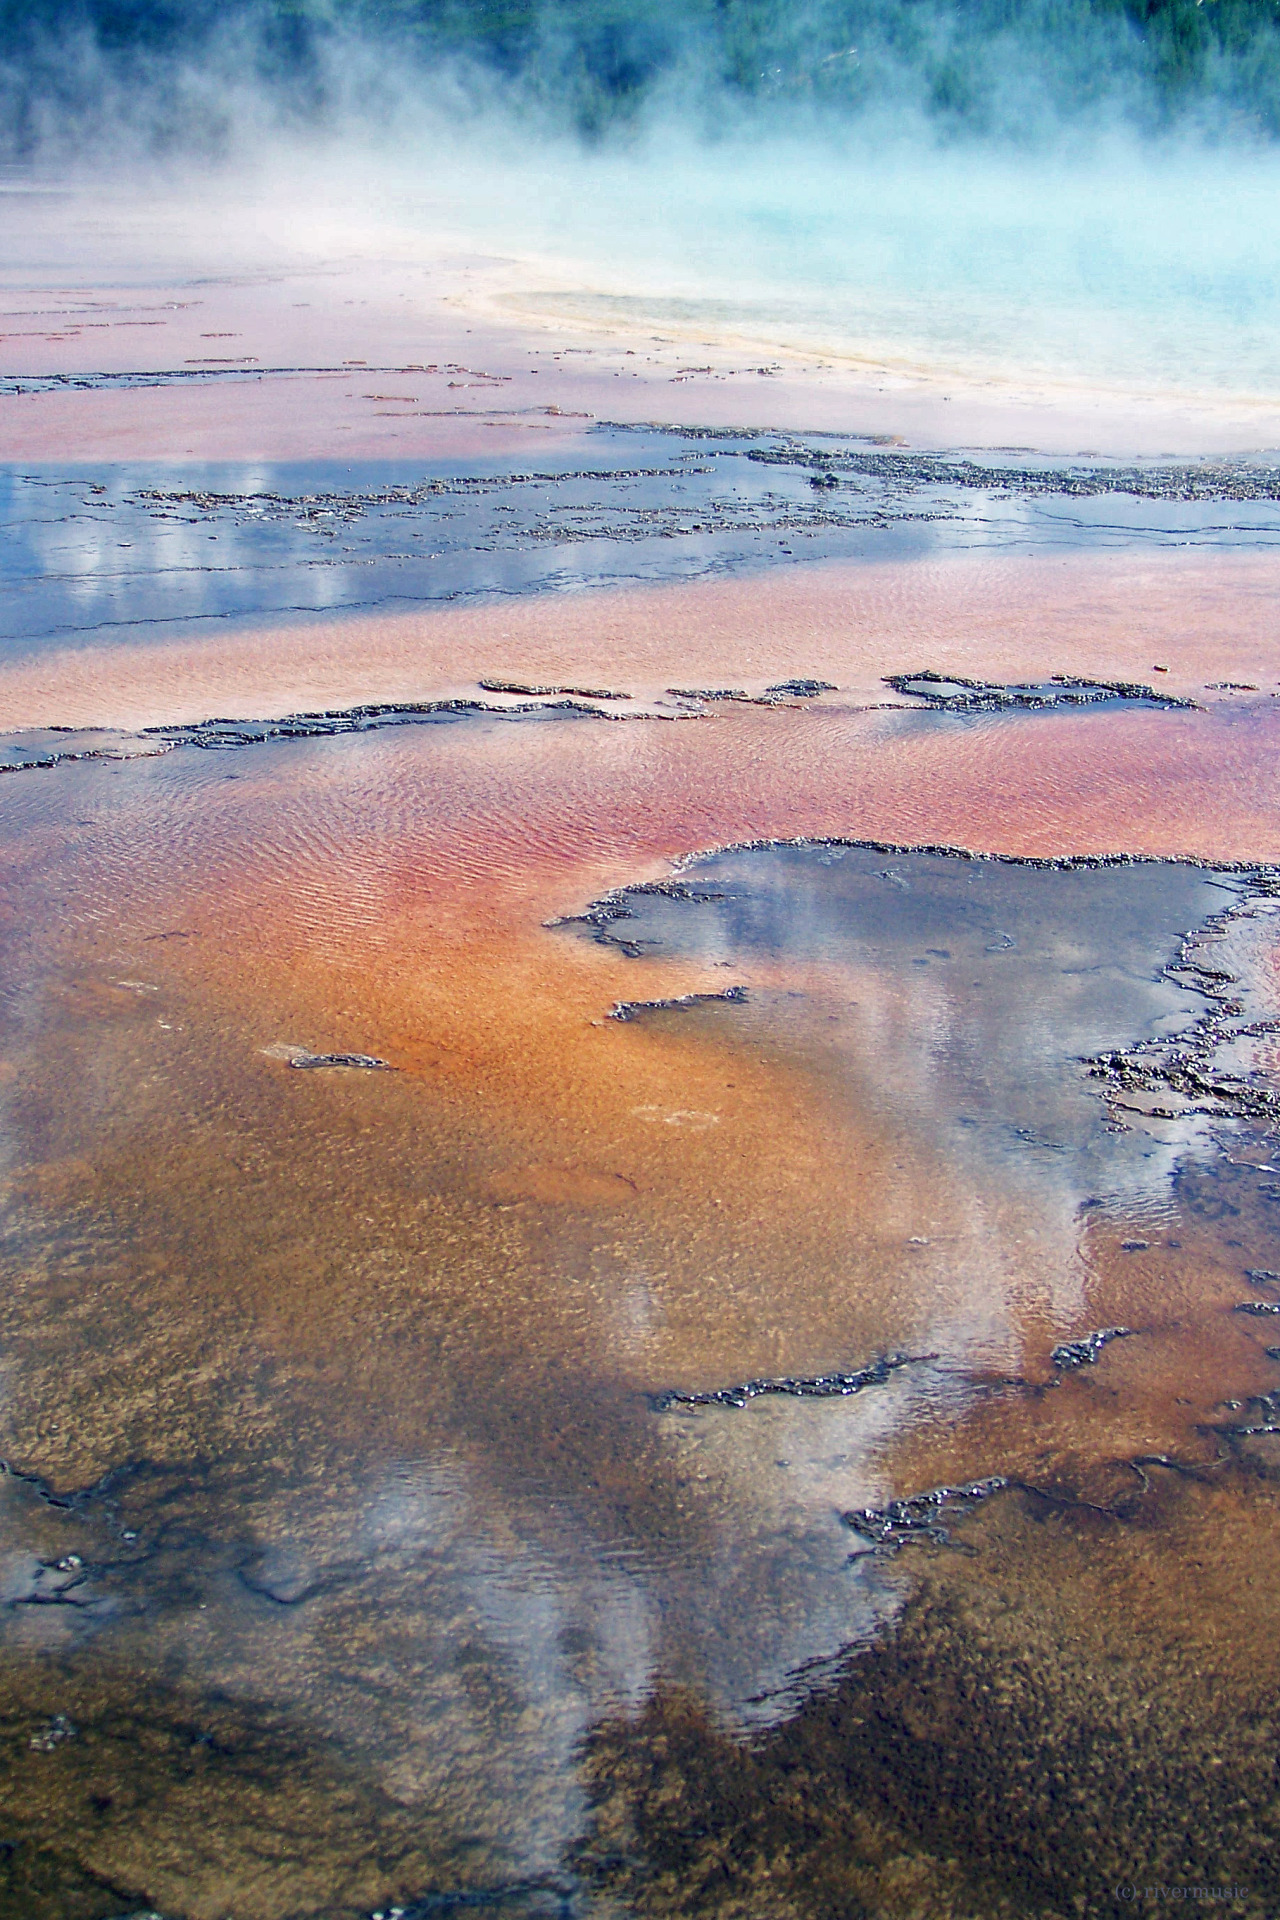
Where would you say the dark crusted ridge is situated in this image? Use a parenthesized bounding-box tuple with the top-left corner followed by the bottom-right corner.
(0, 673, 847, 779)
(1050, 1326, 1136, 1370)
(745, 441, 1280, 505)
(286, 1050, 393, 1072)
(478, 679, 630, 699)
(667, 680, 839, 706)
(0, 693, 676, 776)
(665, 835, 1276, 879)
(0, 366, 578, 401)
(885, 668, 1198, 713)
(653, 1322, 1142, 1416)
(0, 666, 1183, 781)
(1, 366, 417, 394)
(546, 878, 734, 956)
(145, 698, 622, 751)
(843, 1476, 1011, 1552)
(132, 465, 701, 520)
(841, 1450, 1229, 1556)
(608, 986, 748, 1023)
(1, 364, 582, 398)
(650, 1351, 920, 1412)
(83, 460, 949, 551)
(1086, 866, 1280, 1125)
(1214, 1390, 1280, 1439)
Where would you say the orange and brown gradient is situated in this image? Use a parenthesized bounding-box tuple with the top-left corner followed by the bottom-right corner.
(3, 670, 1280, 1913)
(5, 197, 1280, 1920)
(2, 699, 1277, 1509)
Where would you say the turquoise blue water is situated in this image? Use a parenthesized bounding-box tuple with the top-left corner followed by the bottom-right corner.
(426, 131, 1280, 404)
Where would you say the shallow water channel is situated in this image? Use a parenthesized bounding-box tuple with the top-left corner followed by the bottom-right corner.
(7, 430, 1280, 653)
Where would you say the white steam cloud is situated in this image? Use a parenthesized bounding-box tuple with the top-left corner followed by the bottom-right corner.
(5, 5, 1280, 421)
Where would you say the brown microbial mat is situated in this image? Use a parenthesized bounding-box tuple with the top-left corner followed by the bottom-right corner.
(1, 694, 1280, 1920)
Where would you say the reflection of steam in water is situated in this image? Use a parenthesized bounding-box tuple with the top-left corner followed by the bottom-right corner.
(211, 1451, 661, 1875)
(1, 724, 1278, 1909)
(12, 444, 1280, 660)
(580, 845, 1250, 1351)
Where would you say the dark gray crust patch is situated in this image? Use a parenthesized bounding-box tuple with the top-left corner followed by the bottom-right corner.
(884, 668, 1196, 712)
(651, 1351, 918, 1411)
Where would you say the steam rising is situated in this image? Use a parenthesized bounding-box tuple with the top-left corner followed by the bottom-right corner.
(11, 1, 1280, 156)
(5, 3, 1280, 420)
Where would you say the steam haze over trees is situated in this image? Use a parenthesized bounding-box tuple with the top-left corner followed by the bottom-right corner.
(8, 0, 1280, 156)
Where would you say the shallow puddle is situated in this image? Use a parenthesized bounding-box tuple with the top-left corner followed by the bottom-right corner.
(1, 712, 1279, 1916)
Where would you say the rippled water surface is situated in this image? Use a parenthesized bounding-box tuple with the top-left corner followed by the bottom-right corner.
(2, 713, 1280, 1917)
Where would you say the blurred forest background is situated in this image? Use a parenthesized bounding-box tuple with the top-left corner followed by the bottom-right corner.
(4, 1, 1280, 155)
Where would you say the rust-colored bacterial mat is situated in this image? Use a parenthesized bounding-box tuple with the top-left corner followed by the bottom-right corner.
(1, 693, 1279, 1919)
